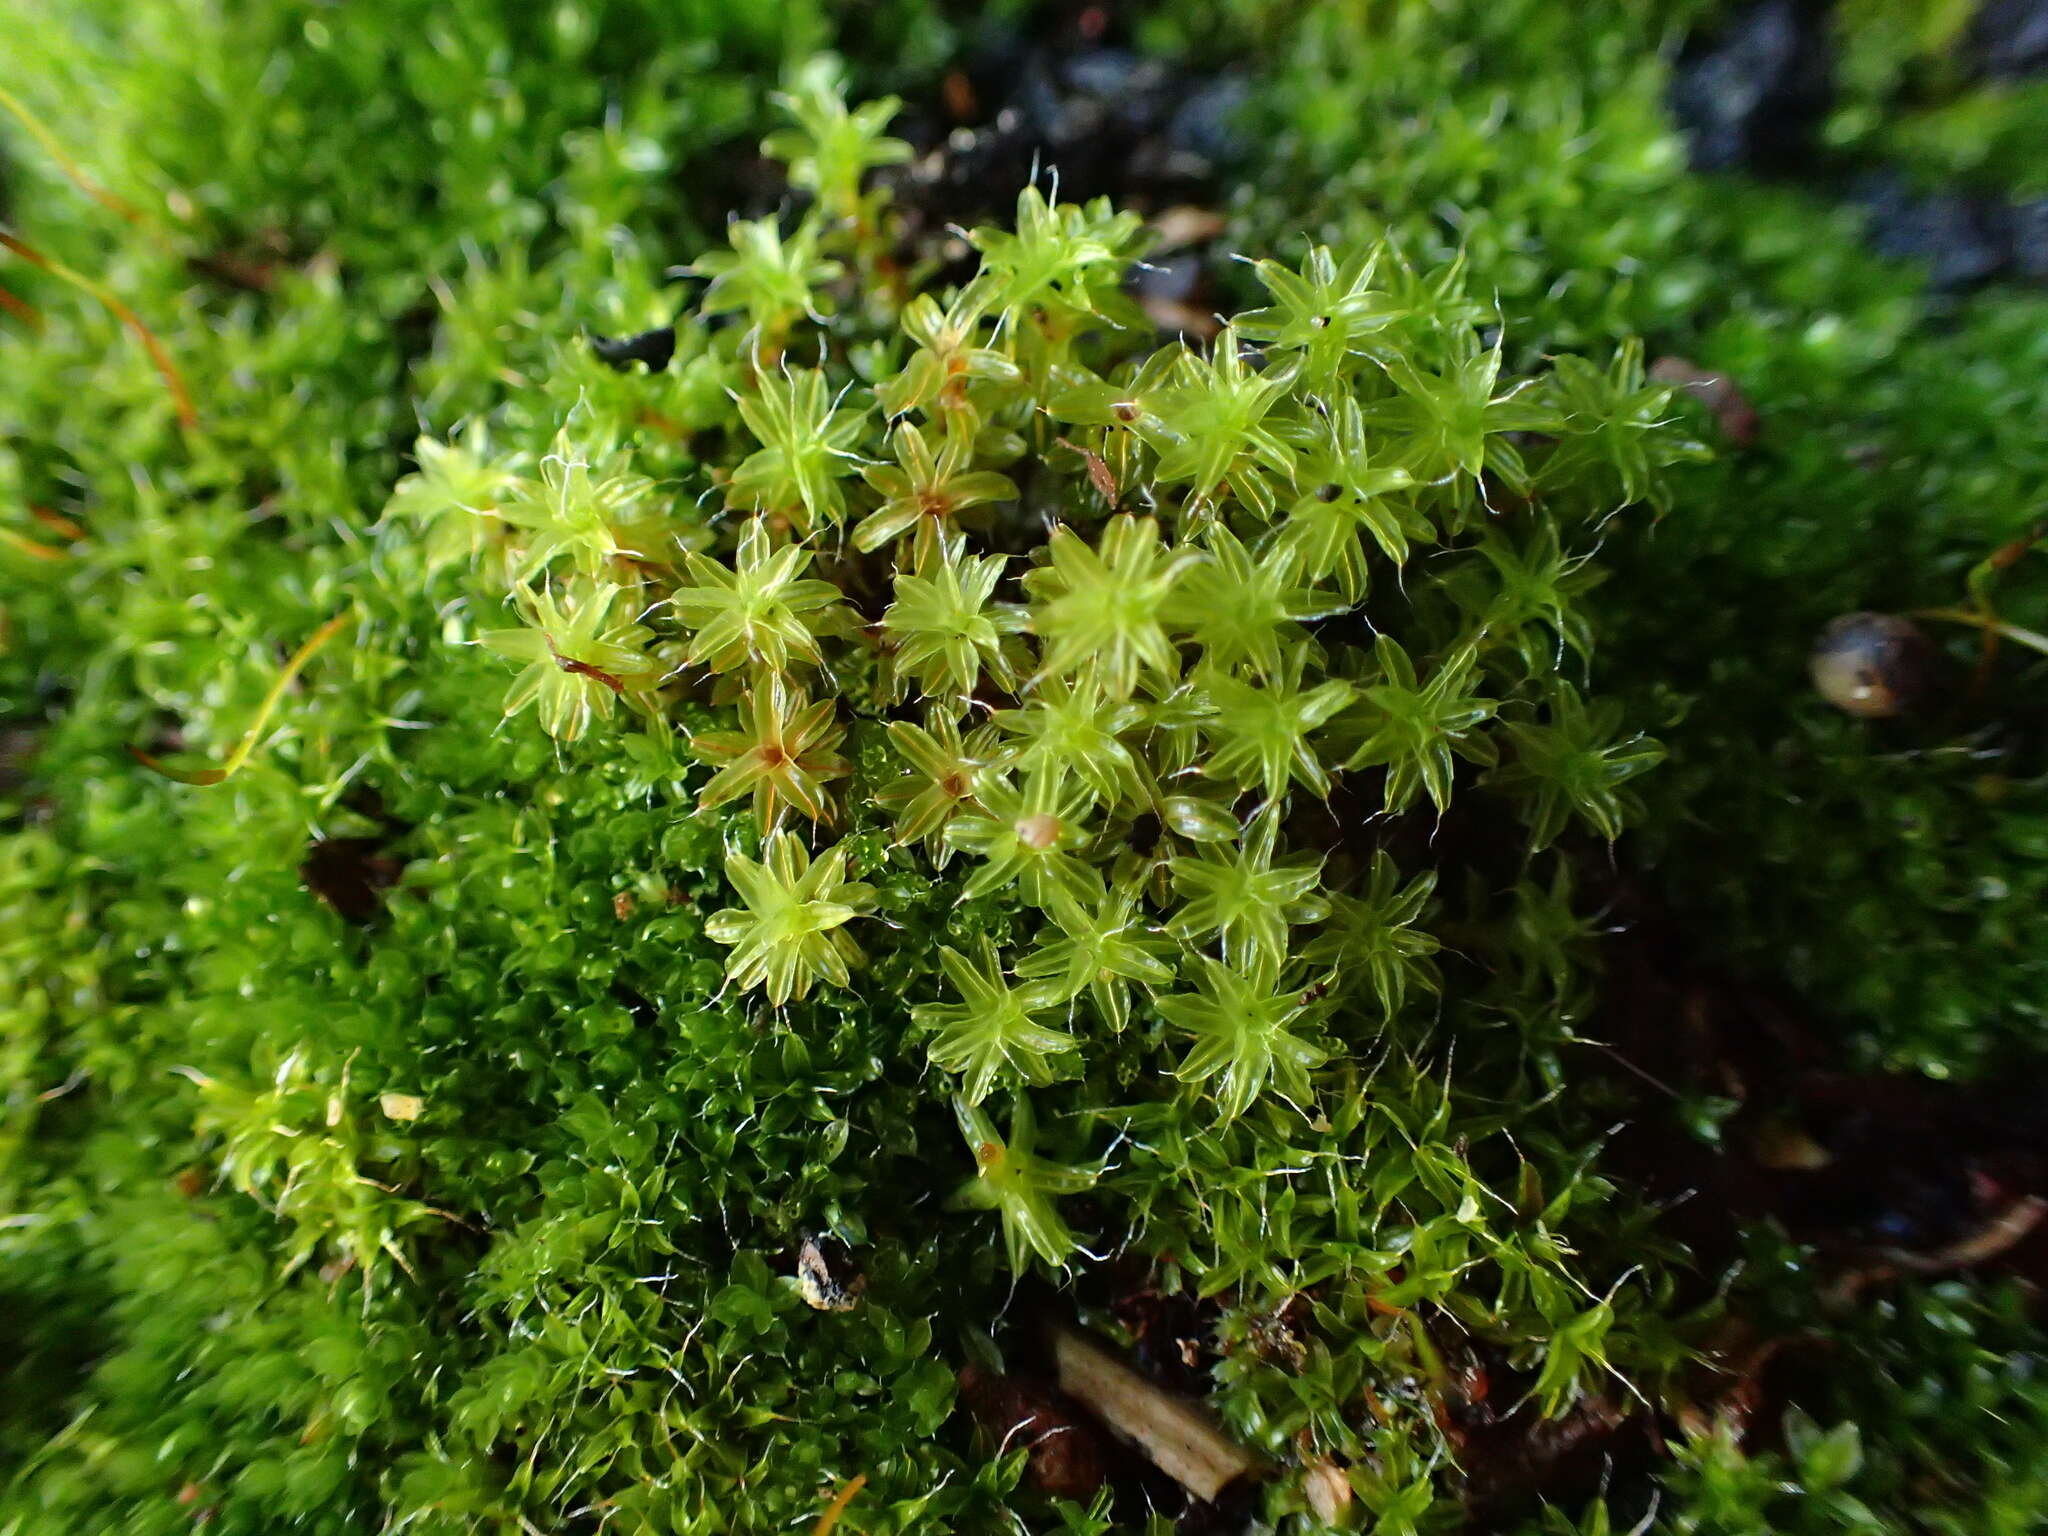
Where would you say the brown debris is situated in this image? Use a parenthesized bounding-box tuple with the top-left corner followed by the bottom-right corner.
(300, 836, 402, 925)
(1750, 1120, 1833, 1171)
(1591, 868, 2048, 1310)
(957, 1362, 1110, 1501)
(1056, 436, 1121, 510)
(1148, 205, 1227, 252)
(1244, 1295, 1311, 1373)
(1457, 1392, 1637, 1520)
(0, 726, 41, 798)
(188, 249, 279, 294)
(1649, 356, 1759, 446)
(941, 70, 978, 123)
(1139, 294, 1221, 342)
(1302, 1457, 1352, 1524)
(1109, 1273, 1218, 1396)
(1676, 1327, 1793, 1445)
(795, 1235, 866, 1313)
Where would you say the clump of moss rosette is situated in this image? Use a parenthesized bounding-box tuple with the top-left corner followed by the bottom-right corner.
(16, 2, 2047, 1529)
(352, 59, 1709, 1527)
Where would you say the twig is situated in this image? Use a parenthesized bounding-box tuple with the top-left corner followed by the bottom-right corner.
(1048, 1322, 1258, 1502)
(1916, 606, 2048, 660)
(1884, 1195, 2048, 1275)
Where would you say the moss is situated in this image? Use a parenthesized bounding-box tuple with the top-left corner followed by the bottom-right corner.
(6, 1, 2048, 1533)
(1228, 0, 2048, 1067)
(1228, 0, 2048, 1527)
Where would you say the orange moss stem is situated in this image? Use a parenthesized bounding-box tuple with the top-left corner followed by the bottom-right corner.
(0, 526, 66, 562)
(130, 614, 351, 786)
(0, 229, 196, 428)
(811, 1473, 866, 1536)
(0, 281, 43, 330)
(0, 82, 151, 226)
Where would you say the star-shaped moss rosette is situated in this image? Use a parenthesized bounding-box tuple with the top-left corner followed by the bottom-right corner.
(1157, 951, 1332, 1124)
(478, 581, 660, 743)
(670, 517, 854, 678)
(914, 937, 1078, 1104)
(1022, 514, 1196, 700)
(687, 216, 843, 358)
(856, 418, 1018, 561)
(878, 539, 1027, 705)
(1015, 883, 1175, 1034)
(497, 424, 658, 580)
(876, 715, 992, 864)
(725, 365, 869, 530)
(690, 675, 849, 830)
(704, 830, 873, 1005)
(381, 424, 516, 572)
(947, 1095, 1099, 1273)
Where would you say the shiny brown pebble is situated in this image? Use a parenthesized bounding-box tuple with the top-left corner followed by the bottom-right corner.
(1810, 612, 1935, 719)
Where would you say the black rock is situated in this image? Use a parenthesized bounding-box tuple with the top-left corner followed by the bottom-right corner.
(2010, 197, 2048, 281)
(885, 30, 1234, 236)
(1969, 0, 2048, 78)
(1856, 173, 2016, 290)
(1669, 0, 1835, 173)
(1166, 74, 1250, 169)
(588, 324, 676, 372)
(301, 836, 402, 925)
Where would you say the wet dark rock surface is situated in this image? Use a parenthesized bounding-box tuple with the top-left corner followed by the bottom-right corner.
(1670, 0, 1835, 174)
(1670, 0, 2046, 290)
(877, 5, 1242, 331)
(1855, 172, 2045, 291)
(886, 30, 1245, 226)
(1969, 0, 2048, 79)
(587, 324, 677, 373)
